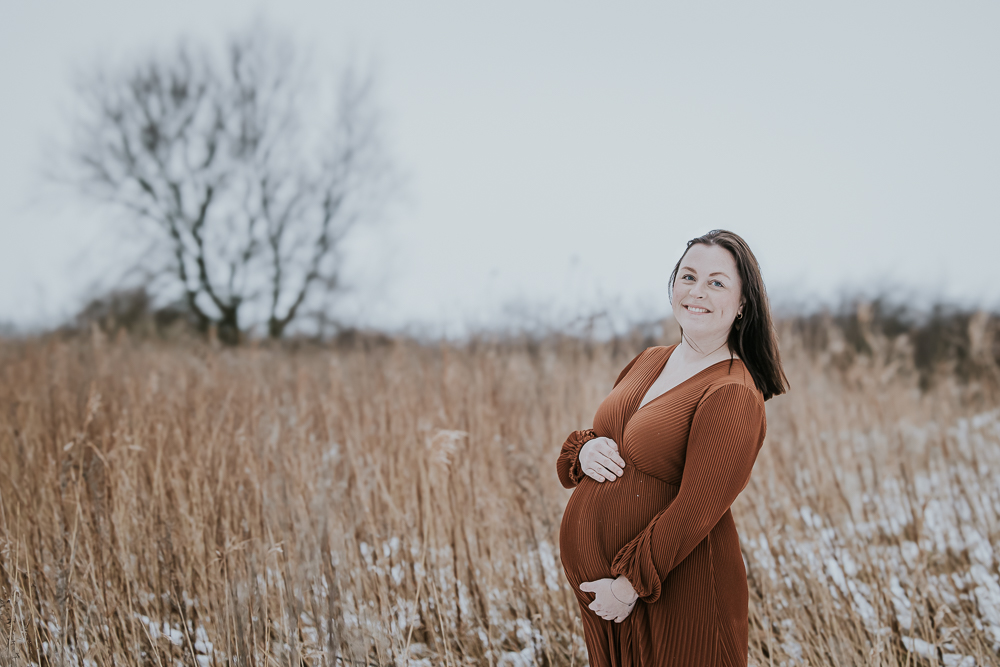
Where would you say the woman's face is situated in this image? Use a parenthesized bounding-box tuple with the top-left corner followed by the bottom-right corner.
(671, 243, 744, 341)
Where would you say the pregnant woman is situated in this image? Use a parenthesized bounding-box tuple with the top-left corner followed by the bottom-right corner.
(557, 229, 788, 666)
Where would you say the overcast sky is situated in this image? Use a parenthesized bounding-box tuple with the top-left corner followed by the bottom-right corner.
(2, 2, 999, 335)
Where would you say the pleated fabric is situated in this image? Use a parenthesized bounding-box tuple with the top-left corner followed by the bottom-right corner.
(557, 344, 767, 667)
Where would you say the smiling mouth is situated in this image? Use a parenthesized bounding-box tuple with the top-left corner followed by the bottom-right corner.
(685, 305, 711, 314)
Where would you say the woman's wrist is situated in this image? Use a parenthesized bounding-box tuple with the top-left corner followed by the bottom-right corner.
(568, 430, 596, 483)
(610, 575, 638, 605)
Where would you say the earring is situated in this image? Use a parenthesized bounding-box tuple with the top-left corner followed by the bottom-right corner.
(737, 311, 743, 319)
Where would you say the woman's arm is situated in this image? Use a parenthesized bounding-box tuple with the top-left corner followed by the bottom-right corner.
(555, 349, 647, 489)
(609, 382, 766, 603)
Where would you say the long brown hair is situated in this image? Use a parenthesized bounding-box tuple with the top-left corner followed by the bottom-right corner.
(668, 229, 789, 401)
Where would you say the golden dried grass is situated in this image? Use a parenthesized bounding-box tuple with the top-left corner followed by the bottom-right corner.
(1, 316, 999, 666)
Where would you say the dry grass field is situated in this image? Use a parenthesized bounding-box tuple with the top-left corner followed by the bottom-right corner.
(2, 308, 1000, 666)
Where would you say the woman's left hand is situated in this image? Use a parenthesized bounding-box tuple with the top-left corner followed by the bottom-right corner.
(579, 575, 638, 623)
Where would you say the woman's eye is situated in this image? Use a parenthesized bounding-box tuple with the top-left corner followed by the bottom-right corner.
(682, 274, 695, 281)
(710, 280, 724, 288)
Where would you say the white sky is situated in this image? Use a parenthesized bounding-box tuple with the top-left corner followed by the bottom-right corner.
(2, 2, 999, 336)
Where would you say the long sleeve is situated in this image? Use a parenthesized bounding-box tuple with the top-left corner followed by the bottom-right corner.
(610, 382, 766, 603)
(555, 349, 647, 489)
(556, 428, 598, 488)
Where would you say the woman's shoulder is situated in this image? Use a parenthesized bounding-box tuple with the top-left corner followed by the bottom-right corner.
(699, 359, 765, 409)
(613, 345, 660, 387)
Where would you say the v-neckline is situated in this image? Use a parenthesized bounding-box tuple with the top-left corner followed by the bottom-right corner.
(632, 345, 734, 418)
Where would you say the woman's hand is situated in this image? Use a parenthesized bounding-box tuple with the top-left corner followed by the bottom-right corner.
(578, 437, 625, 483)
(579, 576, 639, 623)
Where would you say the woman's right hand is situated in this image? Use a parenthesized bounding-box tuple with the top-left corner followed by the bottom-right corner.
(578, 437, 625, 483)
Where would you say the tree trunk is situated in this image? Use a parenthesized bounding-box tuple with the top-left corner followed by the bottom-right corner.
(267, 317, 286, 340)
(218, 308, 241, 346)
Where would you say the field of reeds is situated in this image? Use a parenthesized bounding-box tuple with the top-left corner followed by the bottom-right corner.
(2, 304, 1000, 666)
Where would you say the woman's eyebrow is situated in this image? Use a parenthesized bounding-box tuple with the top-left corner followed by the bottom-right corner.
(680, 266, 731, 279)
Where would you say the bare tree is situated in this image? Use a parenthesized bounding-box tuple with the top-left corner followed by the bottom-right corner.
(61, 26, 393, 344)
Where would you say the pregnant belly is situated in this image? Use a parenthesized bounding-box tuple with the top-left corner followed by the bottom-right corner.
(559, 465, 679, 586)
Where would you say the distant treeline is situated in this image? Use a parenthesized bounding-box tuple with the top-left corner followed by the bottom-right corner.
(22, 285, 1000, 394)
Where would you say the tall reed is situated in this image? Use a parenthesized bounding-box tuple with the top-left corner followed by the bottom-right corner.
(1, 311, 999, 666)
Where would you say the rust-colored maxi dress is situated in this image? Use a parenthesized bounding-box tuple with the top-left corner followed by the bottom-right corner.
(557, 344, 767, 667)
